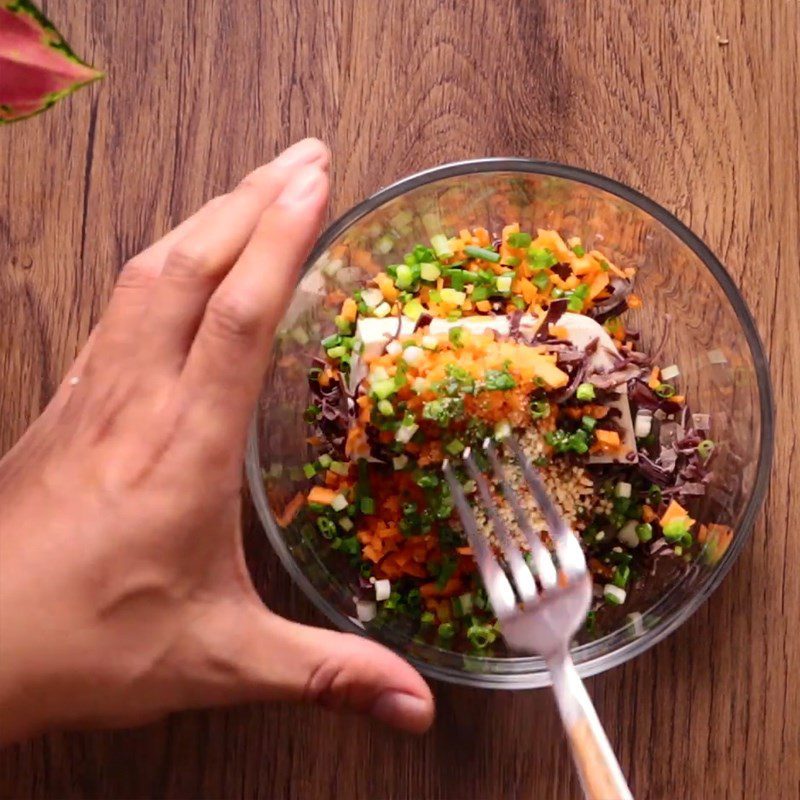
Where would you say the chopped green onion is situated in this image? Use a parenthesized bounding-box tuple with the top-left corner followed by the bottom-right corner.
(572, 244, 586, 257)
(446, 268, 471, 290)
(528, 246, 557, 270)
(603, 584, 626, 605)
(465, 245, 501, 263)
(532, 271, 550, 291)
(581, 415, 597, 431)
(663, 518, 691, 541)
(316, 517, 336, 539)
(436, 557, 457, 589)
(636, 522, 653, 542)
(331, 493, 348, 512)
(471, 285, 490, 301)
(430, 233, 454, 259)
(395, 264, 414, 288)
(531, 399, 550, 419)
(377, 399, 394, 416)
(655, 383, 676, 398)
(420, 611, 435, 625)
(318, 453, 332, 469)
(335, 316, 352, 334)
(360, 496, 375, 515)
(449, 326, 465, 348)
(613, 564, 631, 588)
(445, 438, 465, 455)
(494, 420, 512, 440)
(495, 275, 513, 293)
(402, 298, 425, 320)
(326, 345, 346, 359)
(329, 461, 349, 476)
(567, 294, 584, 312)
(697, 439, 715, 460)
(371, 378, 398, 400)
(507, 231, 532, 248)
(467, 623, 497, 649)
(419, 262, 441, 282)
(321, 333, 341, 349)
(576, 382, 596, 401)
(437, 622, 456, 639)
(302, 463, 317, 479)
(440, 287, 466, 305)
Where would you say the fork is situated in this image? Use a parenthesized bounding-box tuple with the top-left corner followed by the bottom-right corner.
(443, 436, 633, 800)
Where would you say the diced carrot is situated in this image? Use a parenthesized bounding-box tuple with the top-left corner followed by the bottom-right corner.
(672, 395, 685, 404)
(275, 492, 305, 527)
(341, 297, 358, 323)
(697, 523, 709, 544)
(588, 271, 610, 299)
(660, 499, 694, 528)
(476, 300, 492, 312)
(456, 546, 473, 556)
(642, 504, 657, 523)
(324, 470, 339, 487)
(627, 293, 642, 309)
(473, 227, 491, 246)
(595, 429, 621, 449)
(549, 324, 569, 339)
(352, 248, 378, 274)
(307, 486, 337, 506)
(647, 366, 661, 389)
(376, 273, 399, 302)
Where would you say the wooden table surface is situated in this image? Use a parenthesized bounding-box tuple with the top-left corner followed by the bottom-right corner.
(2, 1, 798, 797)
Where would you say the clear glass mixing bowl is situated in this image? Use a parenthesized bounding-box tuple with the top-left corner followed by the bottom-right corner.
(246, 160, 773, 688)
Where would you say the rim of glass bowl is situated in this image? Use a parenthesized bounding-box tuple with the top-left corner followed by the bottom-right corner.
(246, 158, 774, 689)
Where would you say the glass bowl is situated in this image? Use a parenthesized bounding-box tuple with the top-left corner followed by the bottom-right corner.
(246, 159, 773, 689)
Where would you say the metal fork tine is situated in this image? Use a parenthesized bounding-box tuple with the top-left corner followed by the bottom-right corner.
(462, 451, 538, 603)
(442, 460, 516, 618)
(484, 439, 559, 590)
(507, 435, 587, 581)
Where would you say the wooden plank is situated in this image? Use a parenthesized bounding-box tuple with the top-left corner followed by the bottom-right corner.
(1, 0, 798, 797)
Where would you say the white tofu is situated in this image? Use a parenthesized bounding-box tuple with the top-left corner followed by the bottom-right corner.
(349, 312, 636, 462)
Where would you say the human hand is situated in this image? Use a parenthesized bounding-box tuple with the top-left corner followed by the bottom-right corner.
(0, 139, 434, 744)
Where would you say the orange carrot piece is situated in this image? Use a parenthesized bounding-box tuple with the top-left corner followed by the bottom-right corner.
(627, 293, 642, 309)
(376, 273, 399, 302)
(660, 500, 693, 528)
(595, 429, 621, 449)
(647, 366, 661, 389)
(276, 492, 305, 527)
(307, 486, 337, 505)
(341, 297, 358, 322)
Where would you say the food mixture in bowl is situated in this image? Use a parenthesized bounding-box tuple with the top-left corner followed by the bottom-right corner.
(291, 223, 734, 654)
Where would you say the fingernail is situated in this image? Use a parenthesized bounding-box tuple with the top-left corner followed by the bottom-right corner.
(275, 138, 328, 169)
(370, 691, 433, 733)
(277, 165, 324, 205)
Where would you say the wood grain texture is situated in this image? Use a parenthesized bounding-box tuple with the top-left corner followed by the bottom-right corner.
(1, 0, 798, 797)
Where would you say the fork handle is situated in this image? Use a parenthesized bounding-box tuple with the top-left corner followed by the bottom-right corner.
(548, 653, 633, 800)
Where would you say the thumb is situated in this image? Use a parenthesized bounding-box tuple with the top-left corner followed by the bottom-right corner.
(234, 607, 435, 733)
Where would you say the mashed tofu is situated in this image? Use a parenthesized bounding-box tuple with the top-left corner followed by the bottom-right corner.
(351, 312, 636, 463)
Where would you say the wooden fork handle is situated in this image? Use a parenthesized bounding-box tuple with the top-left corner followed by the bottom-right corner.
(548, 654, 634, 800)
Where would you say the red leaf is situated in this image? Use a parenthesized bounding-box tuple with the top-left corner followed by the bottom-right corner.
(0, 0, 103, 123)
